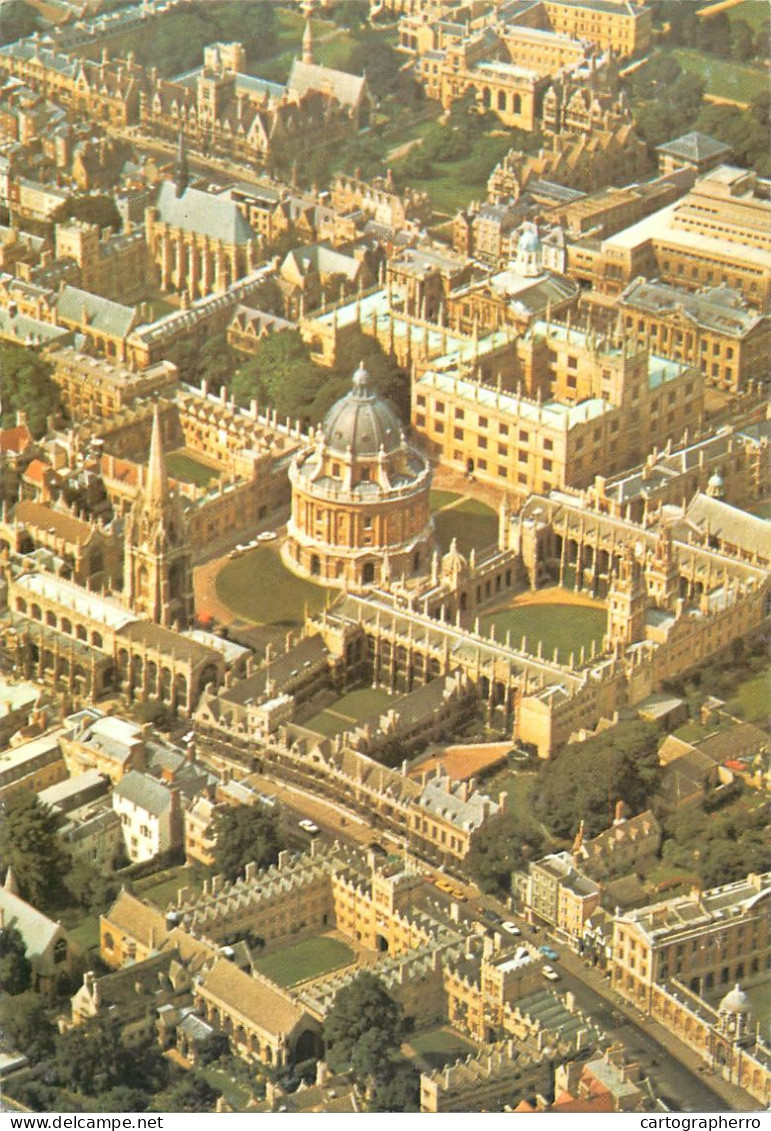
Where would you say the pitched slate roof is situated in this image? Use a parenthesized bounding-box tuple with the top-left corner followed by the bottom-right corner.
(0, 886, 63, 962)
(198, 957, 308, 1036)
(57, 285, 138, 338)
(154, 181, 254, 245)
(114, 769, 174, 816)
(656, 132, 733, 163)
(286, 59, 366, 110)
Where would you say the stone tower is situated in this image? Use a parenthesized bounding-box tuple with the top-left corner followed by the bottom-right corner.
(302, 12, 314, 65)
(605, 545, 646, 650)
(123, 406, 194, 629)
(174, 130, 189, 199)
(646, 522, 680, 611)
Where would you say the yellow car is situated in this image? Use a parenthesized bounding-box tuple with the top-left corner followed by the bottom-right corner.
(435, 878, 455, 894)
(450, 887, 468, 902)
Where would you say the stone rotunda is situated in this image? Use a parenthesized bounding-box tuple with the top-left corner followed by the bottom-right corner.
(283, 362, 434, 589)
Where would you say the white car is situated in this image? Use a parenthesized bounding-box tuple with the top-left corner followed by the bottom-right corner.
(542, 964, 560, 981)
(298, 819, 319, 835)
(502, 921, 521, 936)
(258, 531, 277, 542)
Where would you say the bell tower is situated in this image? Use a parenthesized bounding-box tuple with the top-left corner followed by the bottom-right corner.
(605, 545, 647, 650)
(123, 406, 194, 629)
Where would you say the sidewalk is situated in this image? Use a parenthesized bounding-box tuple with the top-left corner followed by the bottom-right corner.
(558, 948, 761, 1112)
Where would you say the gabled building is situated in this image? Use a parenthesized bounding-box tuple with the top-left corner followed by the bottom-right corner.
(112, 769, 183, 864)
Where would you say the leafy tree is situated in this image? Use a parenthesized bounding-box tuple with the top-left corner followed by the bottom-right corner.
(324, 973, 405, 1078)
(467, 810, 544, 895)
(0, 346, 60, 438)
(369, 1061, 420, 1112)
(696, 103, 770, 176)
(533, 720, 662, 839)
(0, 0, 39, 45)
(730, 18, 755, 61)
(55, 1014, 168, 1097)
(634, 72, 704, 150)
(0, 789, 66, 907)
(65, 858, 118, 913)
(0, 991, 55, 1063)
(232, 328, 323, 421)
(162, 1074, 221, 1112)
(212, 805, 282, 882)
(50, 194, 122, 232)
(348, 35, 409, 101)
(90, 1087, 149, 1113)
(0, 925, 32, 995)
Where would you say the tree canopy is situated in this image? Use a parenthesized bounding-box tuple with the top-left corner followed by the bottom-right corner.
(0, 789, 67, 908)
(533, 720, 662, 839)
(0, 346, 60, 438)
(0, 925, 32, 995)
(55, 1015, 168, 1098)
(50, 194, 122, 232)
(212, 804, 283, 882)
(0, 991, 55, 1064)
(466, 809, 545, 895)
(0, 1, 39, 46)
(324, 972, 405, 1076)
(124, 1, 277, 77)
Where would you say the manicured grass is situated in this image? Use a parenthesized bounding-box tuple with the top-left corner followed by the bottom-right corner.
(725, 0, 769, 32)
(304, 686, 393, 736)
(253, 936, 355, 986)
(167, 450, 220, 488)
(726, 669, 770, 723)
(484, 770, 539, 829)
(409, 1027, 477, 1070)
(67, 915, 100, 953)
(197, 1067, 251, 1111)
(669, 48, 768, 102)
(216, 546, 327, 626)
(430, 489, 461, 512)
(434, 498, 498, 556)
(479, 605, 606, 660)
(136, 864, 204, 909)
(333, 686, 394, 718)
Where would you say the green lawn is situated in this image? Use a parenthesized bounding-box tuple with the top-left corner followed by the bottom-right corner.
(725, 1, 769, 32)
(303, 686, 393, 737)
(66, 914, 101, 954)
(479, 605, 606, 660)
(726, 669, 770, 723)
(253, 936, 355, 987)
(135, 864, 204, 909)
(216, 546, 327, 626)
(196, 1067, 251, 1111)
(402, 132, 515, 216)
(670, 48, 768, 102)
(166, 450, 220, 488)
(408, 1027, 477, 1070)
(434, 498, 498, 556)
(430, 489, 461, 512)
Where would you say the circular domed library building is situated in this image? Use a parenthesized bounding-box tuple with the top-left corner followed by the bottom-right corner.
(283, 363, 434, 590)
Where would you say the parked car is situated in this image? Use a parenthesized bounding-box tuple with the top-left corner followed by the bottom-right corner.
(539, 945, 559, 960)
(542, 965, 560, 981)
(258, 531, 277, 542)
(449, 887, 467, 902)
(298, 819, 319, 835)
(435, 878, 455, 894)
(483, 910, 503, 925)
(501, 921, 521, 935)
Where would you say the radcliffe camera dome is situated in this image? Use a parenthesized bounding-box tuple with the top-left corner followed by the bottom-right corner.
(322, 362, 404, 457)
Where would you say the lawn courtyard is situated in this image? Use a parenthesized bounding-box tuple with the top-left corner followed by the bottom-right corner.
(432, 496, 499, 557)
(215, 545, 327, 627)
(253, 935, 356, 987)
(479, 602, 606, 660)
(167, 449, 221, 489)
(302, 686, 394, 738)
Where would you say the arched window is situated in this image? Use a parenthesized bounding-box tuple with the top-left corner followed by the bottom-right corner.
(497, 90, 506, 112)
(513, 93, 522, 114)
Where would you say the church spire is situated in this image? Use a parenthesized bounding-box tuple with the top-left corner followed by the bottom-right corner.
(147, 404, 168, 504)
(174, 130, 188, 198)
(302, 10, 314, 64)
